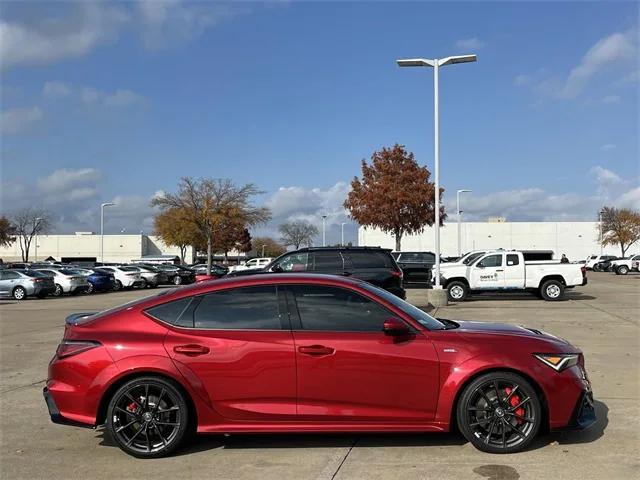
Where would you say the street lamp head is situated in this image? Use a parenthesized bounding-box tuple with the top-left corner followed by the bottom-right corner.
(397, 58, 435, 68)
(457, 189, 472, 194)
(439, 54, 477, 66)
(101, 202, 116, 208)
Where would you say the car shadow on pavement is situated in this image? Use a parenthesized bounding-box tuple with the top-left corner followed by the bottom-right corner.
(453, 292, 597, 303)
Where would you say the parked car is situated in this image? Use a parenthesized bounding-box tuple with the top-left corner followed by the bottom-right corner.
(146, 264, 196, 285)
(585, 254, 617, 271)
(33, 268, 90, 296)
(391, 251, 434, 287)
(7, 262, 32, 269)
(192, 264, 228, 276)
(0, 269, 56, 299)
(72, 268, 116, 293)
(127, 265, 164, 288)
(611, 254, 640, 275)
(439, 250, 587, 301)
(231, 247, 405, 299)
(44, 273, 595, 457)
(95, 266, 144, 291)
(593, 257, 622, 272)
(227, 257, 273, 273)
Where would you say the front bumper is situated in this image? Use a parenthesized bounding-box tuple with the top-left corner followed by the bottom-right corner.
(43, 387, 93, 429)
(567, 390, 597, 430)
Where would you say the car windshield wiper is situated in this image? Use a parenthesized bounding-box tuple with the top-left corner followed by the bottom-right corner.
(437, 318, 460, 330)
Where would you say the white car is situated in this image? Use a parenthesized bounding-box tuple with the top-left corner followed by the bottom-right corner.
(611, 254, 640, 275)
(585, 254, 617, 270)
(228, 257, 273, 273)
(33, 268, 90, 297)
(96, 266, 144, 291)
(438, 250, 586, 301)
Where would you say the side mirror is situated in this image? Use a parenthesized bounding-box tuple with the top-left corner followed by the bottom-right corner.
(476, 263, 485, 269)
(271, 264, 283, 273)
(383, 318, 411, 336)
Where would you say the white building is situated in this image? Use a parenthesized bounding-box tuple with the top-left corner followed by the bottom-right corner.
(0, 233, 193, 264)
(358, 221, 636, 260)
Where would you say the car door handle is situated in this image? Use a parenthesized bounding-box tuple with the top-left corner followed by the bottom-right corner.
(298, 345, 335, 356)
(496, 269, 504, 272)
(173, 344, 210, 356)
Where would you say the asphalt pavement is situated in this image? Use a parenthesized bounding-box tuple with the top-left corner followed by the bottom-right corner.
(0, 273, 638, 480)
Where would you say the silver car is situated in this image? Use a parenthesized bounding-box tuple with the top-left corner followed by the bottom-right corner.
(127, 265, 162, 288)
(33, 268, 90, 296)
(0, 269, 56, 300)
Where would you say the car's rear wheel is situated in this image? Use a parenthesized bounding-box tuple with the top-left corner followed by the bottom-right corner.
(540, 280, 564, 301)
(173, 275, 182, 285)
(447, 281, 468, 301)
(617, 265, 629, 275)
(140, 278, 148, 289)
(86, 282, 94, 294)
(113, 280, 123, 291)
(106, 376, 189, 458)
(12, 286, 26, 300)
(53, 284, 63, 297)
(457, 371, 541, 454)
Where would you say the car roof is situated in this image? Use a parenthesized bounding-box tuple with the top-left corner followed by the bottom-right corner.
(294, 246, 392, 253)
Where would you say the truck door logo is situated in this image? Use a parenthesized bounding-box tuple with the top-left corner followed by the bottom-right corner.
(480, 273, 499, 281)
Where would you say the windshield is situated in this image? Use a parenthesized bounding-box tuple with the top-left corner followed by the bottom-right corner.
(119, 267, 139, 272)
(60, 269, 82, 275)
(463, 252, 485, 265)
(359, 282, 446, 330)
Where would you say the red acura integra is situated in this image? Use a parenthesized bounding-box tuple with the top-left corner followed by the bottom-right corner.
(44, 274, 595, 457)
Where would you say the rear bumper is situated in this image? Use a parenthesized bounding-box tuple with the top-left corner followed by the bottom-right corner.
(43, 387, 93, 429)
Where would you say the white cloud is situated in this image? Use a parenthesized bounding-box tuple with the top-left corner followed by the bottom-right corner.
(600, 144, 616, 151)
(43, 81, 73, 98)
(103, 89, 145, 108)
(0, 4, 129, 70)
(0, 106, 43, 134)
(613, 69, 640, 87)
(559, 30, 637, 98)
(455, 37, 485, 50)
(514, 75, 530, 86)
(602, 94, 621, 104)
(615, 187, 640, 209)
(36, 168, 103, 195)
(590, 165, 623, 185)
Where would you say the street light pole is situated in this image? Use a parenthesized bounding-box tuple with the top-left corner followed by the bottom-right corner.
(397, 54, 477, 288)
(261, 244, 266, 257)
(322, 215, 327, 246)
(599, 209, 604, 255)
(341, 222, 346, 246)
(100, 202, 115, 264)
(34, 217, 43, 262)
(456, 189, 472, 256)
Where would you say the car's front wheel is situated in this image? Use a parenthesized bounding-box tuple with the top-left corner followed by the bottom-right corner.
(447, 281, 468, 301)
(106, 376, 190, 458)
(617, 265, 629, 275)
(12, 286, 26, 300)
(173, 275, 183, 285)
(456, 371, 542, 454)
(540, 279, 564, 301)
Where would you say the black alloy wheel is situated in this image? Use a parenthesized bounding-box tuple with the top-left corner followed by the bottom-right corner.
(173, 275, 183, 285)
(113, 280, 123, 291)
(106, 376, 189, 458)
(457, 372, 541, 453)
(53, 284, 63, 297)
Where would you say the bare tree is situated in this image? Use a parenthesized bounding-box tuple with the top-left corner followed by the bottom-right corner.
(278, 220, 319, 250)
(152, 178, 271, 275)
(10, 208, 52, 262)
(600, 206, 640, 257)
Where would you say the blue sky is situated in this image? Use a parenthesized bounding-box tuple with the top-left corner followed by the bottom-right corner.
(1, 1, 638, 244)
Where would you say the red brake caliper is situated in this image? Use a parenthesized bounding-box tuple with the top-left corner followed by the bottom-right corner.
(126, 401, 139, 414)
(504, 387, 525, 424)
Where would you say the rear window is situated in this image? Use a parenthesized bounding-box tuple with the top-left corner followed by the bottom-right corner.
(119, 267, 139, 272)
(59, 269, 79, 275)
(22, 270, 49, 278)
(346, 251, 394, 269)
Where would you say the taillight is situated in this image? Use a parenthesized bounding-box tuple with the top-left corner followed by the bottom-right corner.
(55, 340, 101, 358)
(390, 269, 403, 278)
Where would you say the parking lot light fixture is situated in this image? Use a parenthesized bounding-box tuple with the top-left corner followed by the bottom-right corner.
(100, 202, 116, 263)
(457, 190, 472, 256)
(397, 53, 477, 288)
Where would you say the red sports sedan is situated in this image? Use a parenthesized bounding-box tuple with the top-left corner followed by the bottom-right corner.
(44, 274, 595, 458)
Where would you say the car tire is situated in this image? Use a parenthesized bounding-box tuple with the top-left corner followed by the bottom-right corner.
(540, 279, 564, 301)
(140, 278, 148, 289)
(456, 371, 542, 454)
(173, 275, 183, 286)
(113, 280, 123, 292)
(86, 283, 94, 294)
(52, 284, 63, 297)
(12, 286, 26, 300)
(447, 281, 468, 302)
(106, 376, 190, 458)
(593, 264, 601, 272)
(617, 265, 629, 275)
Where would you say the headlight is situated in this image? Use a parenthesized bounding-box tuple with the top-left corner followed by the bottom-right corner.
(533, 353, 580, 371)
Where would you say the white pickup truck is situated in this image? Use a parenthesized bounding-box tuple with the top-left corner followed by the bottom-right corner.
(611, 254, 640, 275)
(438, 250, 587, 301)
(227, 257, 274, 273)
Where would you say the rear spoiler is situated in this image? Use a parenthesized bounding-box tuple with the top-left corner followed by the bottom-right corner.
(65, 312, 98, 326)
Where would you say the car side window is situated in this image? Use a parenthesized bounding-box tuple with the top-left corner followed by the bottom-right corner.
(312, 251, 344, 272)
(291, 285, 392, 332)
(274, 252, 309, 272)
(477, 254, 503, 268)
(146, 297, 194, 327)
(346, 251, 393, 269)
(194, 286, 281, 330)
(506, 254, 519, 266)
(2, 271, 20, 280)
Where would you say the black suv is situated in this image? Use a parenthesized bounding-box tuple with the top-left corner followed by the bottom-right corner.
(391, 251, 434, 287)
(231, 247, 405, 298)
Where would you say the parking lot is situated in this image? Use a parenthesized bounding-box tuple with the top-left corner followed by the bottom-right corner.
(0, 273, 638, 480)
